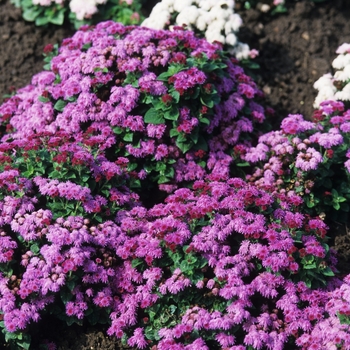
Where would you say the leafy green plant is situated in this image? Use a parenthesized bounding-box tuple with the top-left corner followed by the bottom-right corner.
(10, 0, 144, 28)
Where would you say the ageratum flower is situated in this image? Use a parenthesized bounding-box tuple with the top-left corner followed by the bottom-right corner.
(0, 21, 267, 194)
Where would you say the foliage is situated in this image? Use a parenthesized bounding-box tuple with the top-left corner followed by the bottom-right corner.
(10, 0, 143, 28)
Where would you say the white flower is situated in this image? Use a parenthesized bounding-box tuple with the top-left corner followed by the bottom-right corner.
(313, 74, 334, 90)
(314, 87, 337, 108)
(232, 42, 251, 60)
(335, 90, 350, 101)
(196, 11, 210, 31)
(199, 0, 213, 11)
(336, 43, 350, 54)
(69, 0, 98, 20)
(225, 13, 242, 33)
(146, 2, 169, 15)
(141, 0, 252, 60)
(142, 11, 170, 30)
(176, 5, 199, 26)
(209, 5, 229, 19)
(332, 54, 350, 70)
(32, 0, 53, 5)
(162, 0, 175, 7)
(334, 65, 350, 82)
(225, 33, 237, 46)
(173, 0, 193, 13)
(206, 20, 225, 43)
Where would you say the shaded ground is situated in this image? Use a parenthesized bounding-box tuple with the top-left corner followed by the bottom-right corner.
(1, 0, 350, 348)
(236, 0, 350, 120)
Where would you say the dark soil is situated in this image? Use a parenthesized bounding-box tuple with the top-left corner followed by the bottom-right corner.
(1, 0, 350, 348)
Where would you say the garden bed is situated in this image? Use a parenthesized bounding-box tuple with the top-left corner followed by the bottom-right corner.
(1, 0, 350, 349)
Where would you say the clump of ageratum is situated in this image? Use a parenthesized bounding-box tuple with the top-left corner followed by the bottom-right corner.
(0, 21, 268, 197)
(235, 99, 350, 223)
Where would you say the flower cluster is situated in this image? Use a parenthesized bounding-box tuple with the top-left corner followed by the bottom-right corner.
(0, 21, 268, 196)
(10, 0, 143, 28)
(314, 43, 350, 108)
(142, 0, 257, 60)
(0, 168, 341, 348)
(236, 100, 350, 222)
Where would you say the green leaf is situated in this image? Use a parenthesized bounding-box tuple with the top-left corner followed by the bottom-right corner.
(54, 99, 68, 112)
(123, 133, 133, 142)
(17, 334, 31, 350)
(236, 162, 250, 167)
(81, 174, 90, 183)
(155, 162, 166, 172)
(132, 258, 144, 268)
(82, 43, 92, 51)
(169, 128, 180, 138)
(38, 95, 49, 103)
(30, 243, 40, 255)
(157, 72, 171, 81)
(333, 202, 341, 210)
(130, 178, 141, 188)
(321, 266, 335, 277)
(158, 176, 171, 184)
(127, 162, 138, 172)
(199, 117, 210, 125)
(176, 140, 193, 154)
(338, 312, 350, 325)
(165, 166, 174, 178)
(303, 263, 317, 269)
(144, 108, 165, 124)
(49, 170, 62, 179)
(200, 96, 214, 108)
(35, 16, 49, 26)
(170, 90, 180, 103)
(49, 8, 66, 25)
(164, 105, 179, 121)
(112, 126, 123, 134)
(23, 8, 41, 22)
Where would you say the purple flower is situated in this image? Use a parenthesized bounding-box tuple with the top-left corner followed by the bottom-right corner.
(127, 328, 148, 348)
(281, 114, 315, 134)
(309, 128, 343, 148)
(295, 147, 323, 171)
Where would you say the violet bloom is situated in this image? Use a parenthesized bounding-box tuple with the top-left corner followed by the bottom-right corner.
(309, 128, 344, 148)
(280, 114, 315, 134)
(243, 143, 269, 163)
(172, 67, 207, 92)
(295, 147, 323, 171)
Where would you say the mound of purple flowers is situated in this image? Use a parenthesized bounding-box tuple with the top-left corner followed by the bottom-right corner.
(0, 21, 268, 196)
(237, 100, 350, 222)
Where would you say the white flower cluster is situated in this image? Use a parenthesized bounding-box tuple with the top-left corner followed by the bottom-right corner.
(69, 0, 107, 20)
(314, 43, 350, 108)
(32, 0, 64, 5)
(141, 0, 256, 60)
(31, 0, 109, 20)
(257, 0, 285, 13)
